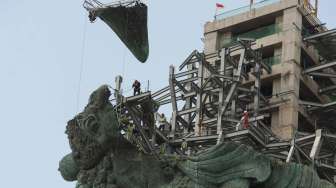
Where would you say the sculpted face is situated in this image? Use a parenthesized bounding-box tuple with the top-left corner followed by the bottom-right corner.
(65, 85, 120, 170)
(66, 118, 106, 170)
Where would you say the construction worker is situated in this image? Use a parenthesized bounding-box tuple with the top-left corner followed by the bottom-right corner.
(181, 138, 188, 154)
(186, 147, 191, 156)
(88, 11, 97, 22)
(160, 142, 167, 155)
(243, 110, 249, 129)
(132, 80, 141, 96)
(126, 124, 134, 140)
(158, 113, 166, 131)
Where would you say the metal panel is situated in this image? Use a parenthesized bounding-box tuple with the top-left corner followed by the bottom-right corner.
(309, 129, 323, 160)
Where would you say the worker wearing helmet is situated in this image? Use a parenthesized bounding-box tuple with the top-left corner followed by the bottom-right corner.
(181, 138, 188, 155)
(158, 113, 166, 132)
(132, 80, 141, 96)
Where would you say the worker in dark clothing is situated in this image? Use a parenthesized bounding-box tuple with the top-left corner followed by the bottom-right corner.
(133, 126, 140, 137)
(89, 11, 97, 22)
(158, 113, 166, 132)
(243, 110, 249, 129)
(132, 80, 141, 96)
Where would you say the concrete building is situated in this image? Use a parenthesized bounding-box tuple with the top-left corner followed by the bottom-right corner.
(203, 0, 328, 140)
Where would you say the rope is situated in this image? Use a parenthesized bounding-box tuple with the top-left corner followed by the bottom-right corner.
(76, 14, 89, 112)
(120, 5, 129, 95)
(121, 47, 127, 94)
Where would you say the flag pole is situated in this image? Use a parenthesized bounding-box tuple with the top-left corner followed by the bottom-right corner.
(214, 7, 218, 20)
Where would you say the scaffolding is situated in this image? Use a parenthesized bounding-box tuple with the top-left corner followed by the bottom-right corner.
(110, 30, 336, 182)
(108, 0, 336, 183)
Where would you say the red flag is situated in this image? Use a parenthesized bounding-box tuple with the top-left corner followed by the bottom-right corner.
(216, 3, 224, 8)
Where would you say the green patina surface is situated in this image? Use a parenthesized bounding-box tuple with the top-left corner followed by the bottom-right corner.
(59, 85, 336, 188)
(96, 3, 149, 63)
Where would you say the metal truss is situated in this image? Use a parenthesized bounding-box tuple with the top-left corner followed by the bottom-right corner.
(302, 61, 336, 94)
(303, 29, 336, 96)
(153, 39, 272, 141)
(285, 129, 336, 182)
(111, 37, 336, 183)
(83, 0, 141, 11)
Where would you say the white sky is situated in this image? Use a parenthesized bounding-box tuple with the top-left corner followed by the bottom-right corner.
(0, 0, 335, 187)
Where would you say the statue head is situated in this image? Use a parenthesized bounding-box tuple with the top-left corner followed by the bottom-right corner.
(65, 85, 121, 170)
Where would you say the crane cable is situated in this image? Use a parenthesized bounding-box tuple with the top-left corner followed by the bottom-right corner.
(76, 14, 89, 112)
(121, 6, 129, 95)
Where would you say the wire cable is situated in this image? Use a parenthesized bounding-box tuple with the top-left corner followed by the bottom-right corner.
(76, 14, 89, 112)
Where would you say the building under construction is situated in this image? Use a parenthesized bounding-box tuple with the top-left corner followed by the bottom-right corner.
(112, 0, 336, 183)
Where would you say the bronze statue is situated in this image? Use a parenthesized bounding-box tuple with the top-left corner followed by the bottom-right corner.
(59, 85, 336, 188)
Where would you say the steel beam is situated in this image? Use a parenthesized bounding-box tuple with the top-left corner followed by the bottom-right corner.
(309, 72, 336, 78)
(127, 106, 153, 153)
(183, 64, 194, 132)
(266, 142, 290, 148)
(249, 127, 266, 146)
(176, 115, 190, 128)
(299, 100, 324, 107)
(155, 129, 169, 143)
(174, 79, 188, 94)
(295, 144, 312, 162)
(178, 77, 198, 84)
(152, 86, 169, 98)
(303, 61, 336, 74)
(175, 69, 198, 78)
(217, 48, 227, 135)
(195, 56, 204, 136)
(158, 96, 183, 106)
(155, 88, 181, 102)
(307, 100, 336, 111)
(320, 163, 336, 171)
(295, 134, 316, 143)
(169, 66, 177, 137)
(310, 129, 323, 161)
(179, 50, 198, 71)
(304, 29, 336, 41)
(178, 108, 197, 116)
(124, 92, 151, 103)
(286, 140, 295, 163)
(238, 39, 271, 74)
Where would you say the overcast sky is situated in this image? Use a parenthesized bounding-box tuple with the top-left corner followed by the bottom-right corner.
(0, 0, 335, 187)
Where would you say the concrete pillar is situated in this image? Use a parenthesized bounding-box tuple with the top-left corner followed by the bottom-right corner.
(272, 78, 281, 97)
(275, 15, 283, 30)
(218, 32, 232, 50)
(271, 78, 280, 130)
(274, 46, 282, 64)
(204, 31, 219, 54)
(272, 7, 302, 140)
